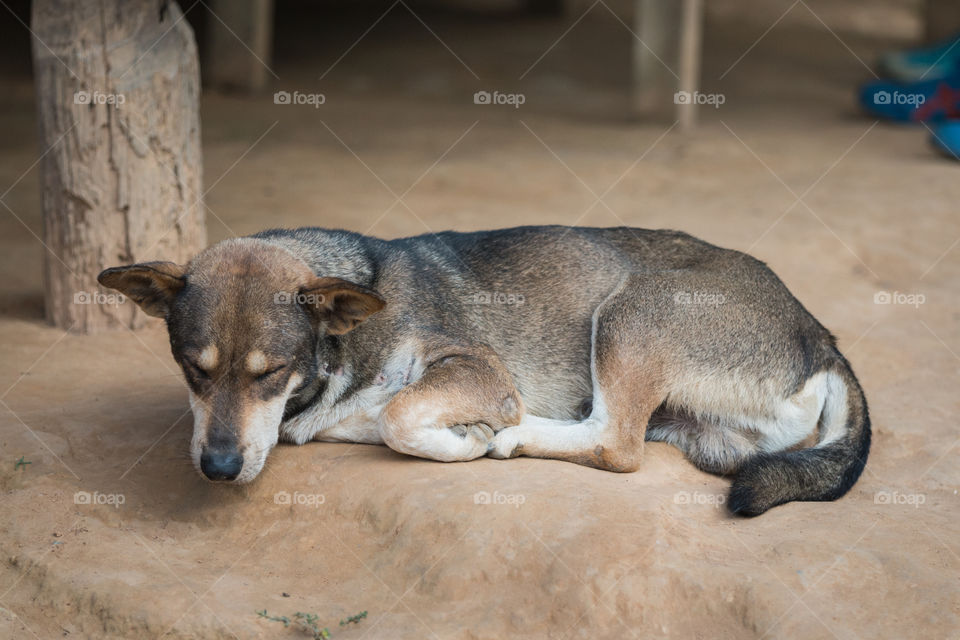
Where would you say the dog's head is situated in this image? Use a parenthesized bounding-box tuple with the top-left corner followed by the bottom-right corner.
(98, 239, 385, 483)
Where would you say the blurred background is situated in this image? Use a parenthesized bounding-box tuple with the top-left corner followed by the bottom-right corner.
(0, 0, 953, 325)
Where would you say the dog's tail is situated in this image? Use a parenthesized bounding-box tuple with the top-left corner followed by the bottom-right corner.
(728, 358, 871, 516)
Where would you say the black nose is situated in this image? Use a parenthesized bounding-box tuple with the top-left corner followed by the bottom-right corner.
(200, 450, 243, 481)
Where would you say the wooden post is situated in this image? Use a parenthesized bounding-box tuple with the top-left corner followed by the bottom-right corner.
(523, 0, 564, 16)
(204, 0, 275, 93)
(676, 0, 703, 129)
(632, 0, 680, 121)
(923, 0, 960, 43)
(31, 0, 206, 333)
(631, 0, 703, 128)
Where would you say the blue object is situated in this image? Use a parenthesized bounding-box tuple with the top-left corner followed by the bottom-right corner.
(879, 34, 960, 82)
(929, 120, 960, 159)
(859, 75, 960, 122)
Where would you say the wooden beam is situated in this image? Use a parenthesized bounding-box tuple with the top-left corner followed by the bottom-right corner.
(923, 0, 960, 43)
(204, 0, 275, 93)
(631, 0, 704, 128)
(632, 0, 679, 121)
(676, 0, 703, 129)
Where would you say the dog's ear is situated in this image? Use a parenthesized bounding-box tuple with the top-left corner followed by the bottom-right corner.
(299, 277, 386, 335)
(97, 262, 187, 318)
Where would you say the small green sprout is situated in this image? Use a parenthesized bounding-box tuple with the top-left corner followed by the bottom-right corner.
(257, 608, 366, 639)
(256, 609, 290, 627)
(340, 611, 367, 626)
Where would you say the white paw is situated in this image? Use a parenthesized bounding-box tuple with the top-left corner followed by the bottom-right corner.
(451, 422, 493, 444)
(487, 427, 525, 459)
(443, 423, 493, 460)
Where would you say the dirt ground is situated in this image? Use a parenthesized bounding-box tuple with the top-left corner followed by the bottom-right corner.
(1, 1, 958, 638)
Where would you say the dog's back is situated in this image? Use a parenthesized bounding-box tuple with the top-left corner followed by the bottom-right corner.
(256, 226, 835, 417)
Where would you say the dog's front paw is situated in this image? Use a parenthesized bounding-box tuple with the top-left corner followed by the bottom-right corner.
(451, 423, 495, 453)
(487, 427, 524, 459)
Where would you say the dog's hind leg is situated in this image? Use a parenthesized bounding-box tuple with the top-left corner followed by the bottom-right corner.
(378, 352, 525, 462)
(488, 277, 668, 472)
(646, 409, 760, 475)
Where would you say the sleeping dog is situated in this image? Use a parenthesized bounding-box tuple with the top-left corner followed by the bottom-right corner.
(98, 226, 870, 516)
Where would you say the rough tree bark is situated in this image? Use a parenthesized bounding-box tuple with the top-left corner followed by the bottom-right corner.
(31, 0, 206, 333)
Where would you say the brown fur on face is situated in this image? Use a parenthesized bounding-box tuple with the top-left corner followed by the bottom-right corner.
(99, 239, 386, 481)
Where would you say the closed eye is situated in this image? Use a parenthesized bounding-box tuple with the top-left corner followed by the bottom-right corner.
(183, 360, 210, 380)
(257, 365, 286, 381)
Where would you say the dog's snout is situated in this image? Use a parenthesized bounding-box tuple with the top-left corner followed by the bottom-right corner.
(200, 449, 244, 481)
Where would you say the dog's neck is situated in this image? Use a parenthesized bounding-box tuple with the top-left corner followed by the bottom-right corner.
(281, 334, 340, 420)
(258, 228, 402, 433)
(282, 307, 393, 423)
